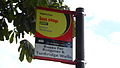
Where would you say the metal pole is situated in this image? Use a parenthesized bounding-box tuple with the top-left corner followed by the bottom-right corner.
(75, 7, 85, 68)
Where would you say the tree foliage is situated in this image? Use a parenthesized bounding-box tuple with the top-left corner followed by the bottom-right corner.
(0, 0, 71, 63)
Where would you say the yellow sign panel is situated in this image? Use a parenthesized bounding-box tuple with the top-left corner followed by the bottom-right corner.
(36, 9, 67, 38)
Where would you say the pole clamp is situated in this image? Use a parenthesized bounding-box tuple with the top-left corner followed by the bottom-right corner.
(74, 59, 87, 64)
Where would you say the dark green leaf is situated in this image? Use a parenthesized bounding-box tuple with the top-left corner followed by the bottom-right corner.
(19, 49, 25, 62)
(22, 32, 24, 38)
(18, 43, 24, 52)
(5, 8, 15, 23)
(52, 0, 57, 2)
(49, 2, 60, 9)
(28, 42, 34, 57)
(15, 33, 18, 43)
(0, 36, 4, 41)
(13, 13, 22, 26)
(29, 32, 32, 36)
(26, 52, 32, 63)
(2, 28, 6, 35)
(15, 32, 20, 39)
(9, 32, 14, 43)
(37, 0, 49, 7)
(59, 0, 64, 6)
(3, 19, 8, 28)
(59, 0, 64, 2)
(22, 16, 31, 34)
(5, 34, 9, 40)
(0, 30, 4, 41)
(8, 30, 13, 35)
(12, 0, 19, 3)
(3, 27, 9, 40)
(18, 39, 34, 62)
(17, 33, 20, 39)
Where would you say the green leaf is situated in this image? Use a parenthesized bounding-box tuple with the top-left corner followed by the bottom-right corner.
(28, 42, 34, 57)
(37, 0, 49, 7)
(15, 33, 18, 43)
(2, 28, 6, 35)
(59, 0, 64, 2)
(3, 19, 8, 28)
(29, 32, 33, 36)
(4, 27, 9, 40)
(8, 30, 13, 35)
(19, 49, 25, 62)
(18, 41, 24, 52)
(22, 16, 31, 34)
(16, 32, 20, 39)
(9, 32, 14, 43)
(5, 33, 9, 40)
(2, 19, 8, 38)
(27, 56, 32, 63)
(0, 30, 4, 41)
(13, 13, 22, 27)
(49, 2, 60, 9)
(5, 8, 15, 23)
(26, 51, 32, 63)
(12, 0, 19, 3)
(18, 45, 21, 52)
(53, 3, 60, 7)
(17, 33, 20, 39)
(18, 39, 34, 63)
(52, 0, 57, 2)
(22, 31, 24, 38)
(59, 0, 64, 6)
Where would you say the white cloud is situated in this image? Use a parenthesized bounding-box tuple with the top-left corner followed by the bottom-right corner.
(65, 0, 120, 25)
(109, 32, 120, 44)
(0, 42, 21, 68)
(84, 0, 120, 22)
(85, 29, 120, 68)
(85, 17, 102, 28)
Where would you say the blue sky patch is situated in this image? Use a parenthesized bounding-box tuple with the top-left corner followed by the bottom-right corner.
(93, 20, 120, 37)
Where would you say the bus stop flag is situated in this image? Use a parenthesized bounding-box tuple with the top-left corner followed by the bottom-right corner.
(34, 7, 74, 64)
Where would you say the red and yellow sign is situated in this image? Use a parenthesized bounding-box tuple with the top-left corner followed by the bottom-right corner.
(34, 7, 75, 64)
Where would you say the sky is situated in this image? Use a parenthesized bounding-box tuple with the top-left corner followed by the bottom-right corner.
(1, 0, 120, 68)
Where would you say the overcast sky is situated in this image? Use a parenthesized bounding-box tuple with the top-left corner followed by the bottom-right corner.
(1, 0, 120, 68)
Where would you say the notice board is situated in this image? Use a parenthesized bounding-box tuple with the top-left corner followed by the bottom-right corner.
(34, 7, 74, 63)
